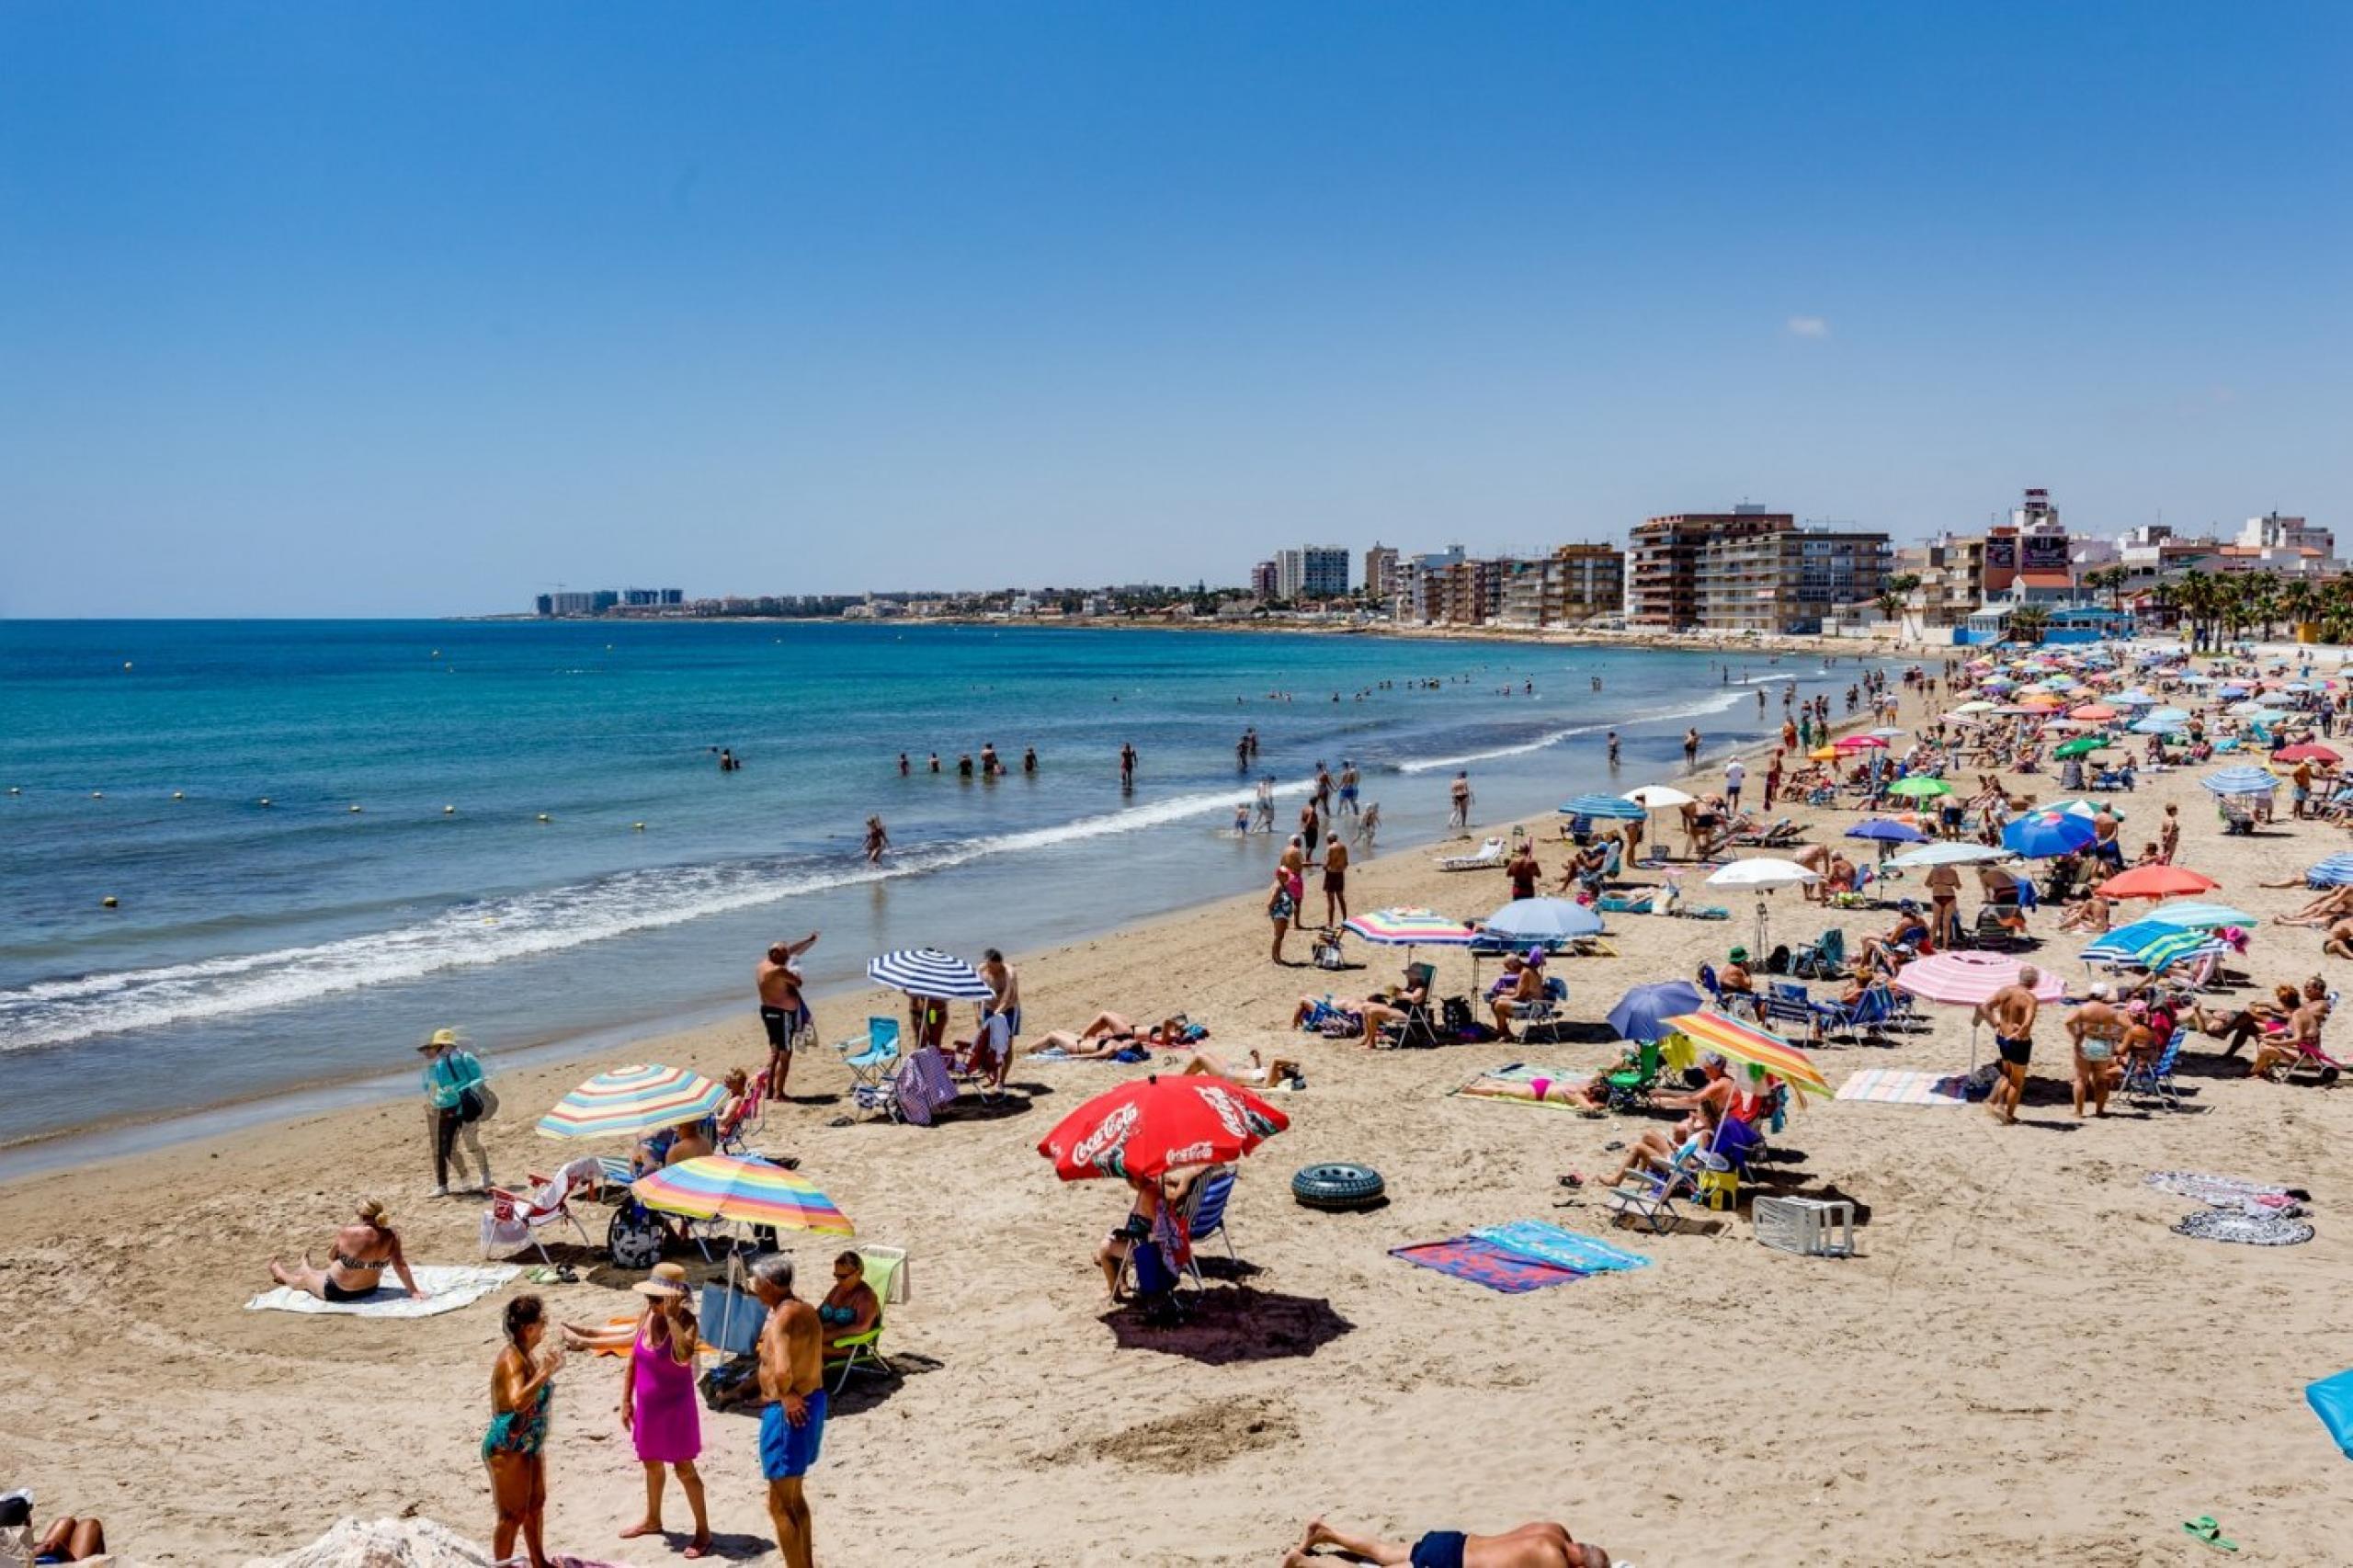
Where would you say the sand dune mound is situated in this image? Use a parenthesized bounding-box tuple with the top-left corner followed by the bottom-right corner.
(241, 1517, 574, 1568)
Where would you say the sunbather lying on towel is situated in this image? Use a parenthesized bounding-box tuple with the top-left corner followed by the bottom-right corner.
(269, 1196, 426, 1302)
(1026, 1011, 1178, 1059)
(1179, 1047, 1304, 1090)
(1283, 1513, 1609, 1568)
(22, 1513, 107, 1564)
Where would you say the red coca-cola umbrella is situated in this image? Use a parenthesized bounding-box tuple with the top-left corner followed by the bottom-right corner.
(1038, 1074, 1290, 1183)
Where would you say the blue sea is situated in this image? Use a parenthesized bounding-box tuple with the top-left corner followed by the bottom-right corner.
(0, 619, 1878, 1152)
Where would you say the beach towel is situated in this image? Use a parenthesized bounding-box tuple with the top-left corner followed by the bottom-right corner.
(1471, 1220, 1651, 1273)
(1450, 1063, 1591, 1109)
(244, 1264, 522, 1318)
(2171, 1209, 2313, 1247)
(2145, 1171, 2292, 1208)
(1389, 1237, 1584, 1293)
(1836, 1067, 1972, 1107)
(2308, 1368, 2353, 1460)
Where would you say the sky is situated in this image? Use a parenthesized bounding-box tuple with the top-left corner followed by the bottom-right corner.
(3, 3, 2348, 617)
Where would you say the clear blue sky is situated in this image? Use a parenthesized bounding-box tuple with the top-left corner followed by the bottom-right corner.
(4, 2, 2347, 616)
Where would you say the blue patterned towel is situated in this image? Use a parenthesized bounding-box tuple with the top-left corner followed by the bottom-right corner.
(1472, 1220, 1651, 1273)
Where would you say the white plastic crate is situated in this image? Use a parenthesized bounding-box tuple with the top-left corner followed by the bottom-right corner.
(1752, 1196, 1855, 1257)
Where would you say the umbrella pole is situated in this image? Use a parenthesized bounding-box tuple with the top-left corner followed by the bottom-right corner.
(1755, 895, 1769, 966)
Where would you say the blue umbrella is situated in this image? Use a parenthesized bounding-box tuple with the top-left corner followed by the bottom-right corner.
(2130, 717, 2188, 736)
(1483, 897, 1605, 941)
(1846, 818, 1928, 844)
(2083, 923, 2223, 973)
(2110, 689, 2157, 707)
(2200, 766, 2279, 797)
(2217, 684, 2251, 699)
(1560, 793, 1647, 820)
(1607, 980, 1707, 1044)
(2001, 809, 2097, 858)
(866, 947, 995, 1000)
(2306, 853, 2353, 888)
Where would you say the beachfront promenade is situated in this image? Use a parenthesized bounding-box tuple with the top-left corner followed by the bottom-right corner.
(5, 644, 2352, 1566)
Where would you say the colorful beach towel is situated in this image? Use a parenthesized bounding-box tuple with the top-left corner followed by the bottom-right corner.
(2146, 1171, 2291, 1208)
(2172, 1209, 2313, 1247)
(1472, 1220, 1651, 1273)
(244, 1264, 521, 1318)
(1451, 1063, 1592, 1109)
(1836, 1067, 1972, 1107)
(1389, 1237, 1585, 1293)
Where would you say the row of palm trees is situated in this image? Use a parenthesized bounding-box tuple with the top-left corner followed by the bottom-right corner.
(1879, 564, 2343, 649)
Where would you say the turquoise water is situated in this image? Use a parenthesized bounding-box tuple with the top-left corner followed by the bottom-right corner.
(0, 619, 1873, 1145)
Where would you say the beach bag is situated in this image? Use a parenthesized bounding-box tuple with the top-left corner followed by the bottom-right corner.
(1312, 929, 1345, 970)
(1764, 943, 1791, 975)
(456, 1085, 487, 1123)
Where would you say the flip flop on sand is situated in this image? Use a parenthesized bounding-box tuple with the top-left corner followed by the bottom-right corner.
(2181, 1516, 2238, 1553)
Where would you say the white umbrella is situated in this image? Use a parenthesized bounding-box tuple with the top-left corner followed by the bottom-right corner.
(1622, 784, 1697, 867)
(1949, 700, 1998, 714)
(1887, 841, 2013, 869)
(1707, 858, 1821, 959)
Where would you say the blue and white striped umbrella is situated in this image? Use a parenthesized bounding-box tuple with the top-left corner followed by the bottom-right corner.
(2084, 921, 2224, 972)
(1559, 793, 1647, 820)
(2305, 853, 2353, 888)
(866, 948, 995, 1000)
(2200, 766, 2279, 797)
(2143, 901, 2256, 930)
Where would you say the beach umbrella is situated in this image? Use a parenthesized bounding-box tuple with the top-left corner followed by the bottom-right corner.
(2178, 673, 2212, 686)
(2303, 852, 2353, 887)
(1834, 734, 1887, 752)
(2095, 865, 2218, 900)
(1483, 897, 1604, 942)
(1345, 907, 1478, 948)
(2083, 923, 2224, 975)
(1621, 785, 1695, 809)
(1607, 980, 1707, 1045)
(2274, 744, 2341, 764)
(1807, 745, 1840, 762)
(1561, 793, 1646, 820)
(1868, 727, 1907, 739)
(1885, 776, 1952, 800)
(2067, 704, 2118, 722)
(2044, 799, 2121, 820)
(2052, 735, 2108, 759)
(2228, 699, 2276, 717)
(1846, 818, 1928, 844)
(1887, 841, 2012, 869)
(2238, 710, 2291, 728)
(1706, 858, 1819, 956)
(2143, 901, 2256, 930)
(2218, 684, 2252, 700)
(1659, 1011, 1830, 1098)
(538, 1064, 728, 1141)
(632, 1154, 853, 1235)
(2110, 689, 2156, 707)
(1950, 700, 1998, 714)
(1037, 1074, 1289, 1182)
(2143, 707, 2193, 727)
(867, 947, 995, 1000)
(1891, 950, 2068, 1077)
(2002, 810, 2097, 858)
(2200, 766, 2279, 798)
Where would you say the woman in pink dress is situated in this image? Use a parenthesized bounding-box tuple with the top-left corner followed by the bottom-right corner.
(617, 1262, 710, 1558)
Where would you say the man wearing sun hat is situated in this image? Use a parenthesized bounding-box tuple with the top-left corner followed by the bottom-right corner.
(417, 1027, 494, 1198)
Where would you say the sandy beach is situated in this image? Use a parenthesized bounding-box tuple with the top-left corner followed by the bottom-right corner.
(6, 660, 2353, 1567)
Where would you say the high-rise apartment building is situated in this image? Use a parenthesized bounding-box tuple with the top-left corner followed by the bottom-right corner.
(1627, 506, 1788, 629)
(1493, 544, 1627, 627)
(1630, 506, 1887, 632)
(1363, 544, 1399, 606)
(1250, 560, 1279, 601)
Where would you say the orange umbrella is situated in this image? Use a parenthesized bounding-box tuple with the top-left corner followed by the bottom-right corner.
(2096, 865, 2221, 900)
(1662, 1010, 1831, 1097)
(2068, 703, 2118, 722)
(2018, 692, 2064, 710)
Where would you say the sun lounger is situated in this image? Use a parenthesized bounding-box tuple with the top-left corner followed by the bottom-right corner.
(1436, 837, 1507, 871)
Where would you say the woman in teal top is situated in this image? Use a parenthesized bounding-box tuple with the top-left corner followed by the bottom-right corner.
(417, 1027, 492, 1196)
(485, 1294, 561, 1568)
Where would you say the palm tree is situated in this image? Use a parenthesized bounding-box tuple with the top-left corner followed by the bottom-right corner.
(2008, 604, 2051, 644)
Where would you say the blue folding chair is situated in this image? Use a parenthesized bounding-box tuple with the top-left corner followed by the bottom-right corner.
(2119, 1026, 2187, 1109)
(837, 1017, 901, 1098)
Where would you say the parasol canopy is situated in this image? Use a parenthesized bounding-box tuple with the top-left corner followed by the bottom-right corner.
(2095, 865, 2217, 900)
(1622, 784, 1696, 809)
(1846, 818, 1928, 844)
(1561, 793, 1648, 820)
(1885, 776, 1952, 800)
(867, 948, 995, 1000)
(1346, 907, 1478, 947)
(538, 1064, 728, 1141)
(1659, 1011, 1830, 1097)
(1037, 1074, 1290, 1182)
(1483, 897, 1604, 942)
(2200, 767, 2279, 797)
(631, 1155, 853, 1234)
(1887, 841, 2012, 869)
(2002, 810, 2097, 858)
(2143, 901, 2256, 930)
(1893, 951, 2067, 1006)
(1705, 858, 1819, 890)
(2274, 744, 2341, 764)
(1607, 980, 1707, 1044)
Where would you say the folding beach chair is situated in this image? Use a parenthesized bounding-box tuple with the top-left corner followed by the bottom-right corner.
(2118, 1026, 2187, 1108)
(1811, 983, 1894, 1045)
(1604, 1040, 1665, 1110)
(1605, 1138, 1711, 1234)
(1756, 990, 1818, 1041)
(1182, 1166, 1239, 1284)
(480, 1156, 601, 1266)
(715, 1072, 767, 1154)
(829, 1244, 909, 1392)
(1502, 976, 1569, 1038)
(1790, 927, 1847, 980)
(837, 1017, 901, 1098)
(1436, 837, 1506, 871)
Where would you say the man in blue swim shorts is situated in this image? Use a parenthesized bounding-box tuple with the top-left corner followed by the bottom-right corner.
(753, 1253, 824, 1568)
(1282, 1515, 1610, 1567)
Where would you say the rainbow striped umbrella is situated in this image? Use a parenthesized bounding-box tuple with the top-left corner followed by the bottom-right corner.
(632, 1155, 853, 1235)
(537, 1063, 728, 1141)
(1344, 907, 1477, 947)
(1661, 1010, 1830, 1098)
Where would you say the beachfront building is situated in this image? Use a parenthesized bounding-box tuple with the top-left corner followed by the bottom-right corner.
(1390, 545, 1466, 624)
(1249, 560, 1279, 601)
(1363, 543, 1400, 608)
(1493, 542, 1628, 627)
(1274, 546, 1350, 600)
(1626, 505, 1788, 629)
(1692, 526, 1893, 635)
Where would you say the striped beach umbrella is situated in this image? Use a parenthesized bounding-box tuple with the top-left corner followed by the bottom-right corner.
(1660, 1010, 1830, 1098)
(1893, 951, 2067, 1006)
(2143, 901, 2256, 930)
(632, 1154, 854, 1235)
(538, 1064, 728, 1141)
(1560, 793, 1646, 820)
(866, 947, 995, 1000)
(2084, 921, 2223, 972)
(2305, 852, 2353, 887)
(2200, 766, 2279, 797)
(1345, 907, 1478, 947)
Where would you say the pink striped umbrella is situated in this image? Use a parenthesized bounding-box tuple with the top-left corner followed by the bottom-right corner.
(1892, 951, 2067, 1006)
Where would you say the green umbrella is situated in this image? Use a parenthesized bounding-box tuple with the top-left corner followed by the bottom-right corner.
(1886, 776, 1952, 799)
(2052, 735, 2109, 759)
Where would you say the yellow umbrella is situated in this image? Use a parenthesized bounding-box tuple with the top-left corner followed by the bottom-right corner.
(1662, 1010, 1831, 1097)
(1808, 745, 1838, 762)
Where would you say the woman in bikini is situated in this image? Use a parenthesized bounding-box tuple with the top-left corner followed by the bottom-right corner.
(1027, 1011, 1183, 1059)
(485, 1293, 563, 1568)
(268, 1197, 426, 1302)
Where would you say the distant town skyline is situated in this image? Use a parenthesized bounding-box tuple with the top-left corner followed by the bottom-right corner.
(4, 5, 2347, 618)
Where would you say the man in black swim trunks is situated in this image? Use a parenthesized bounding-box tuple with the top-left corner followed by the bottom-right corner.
(1284, 1514, 1608, 1567)
(756, 934, 820, 1096)
(1974, 963, 2041, 1126)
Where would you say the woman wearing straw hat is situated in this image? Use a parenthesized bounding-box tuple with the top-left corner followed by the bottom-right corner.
(417, 1027, 494, 1198)
(619, 1262, 710, 1557)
